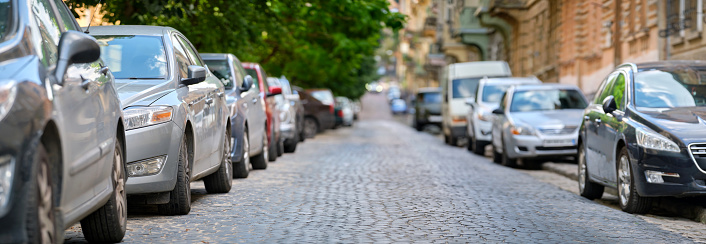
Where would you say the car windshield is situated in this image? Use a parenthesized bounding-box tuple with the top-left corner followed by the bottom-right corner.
(95, 35, 168, 80)
(634, 67, 706, 108)
(310, 91, 334, 105)
(452, 78, 481, 99)
(0, 0, 12, 43)
(510, 89, 587, 112)
(482, 84, 511, 103)
(422, 92, 441, 103)
(204, 59, 233, 88)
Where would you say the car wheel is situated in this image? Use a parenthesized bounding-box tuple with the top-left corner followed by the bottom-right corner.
(81, 139, 127, 242)
(492, 143, 502, 164)
(267, 130, 278, 162)
(26, 143, 56, 244)
(204, 128, 233, 193)
(500, 140, 517, 167)
(303, 117, 318, 139)
(158, 135, 191, 215)
(284, 133, 298, 153)
(578, 143, 604, 200)
(232, 130, 250, 178)
(617, 147, 652, 214)
(251, 131, 269, 170)
(276, 138, 284, 157)
(414, 120, 423, 131)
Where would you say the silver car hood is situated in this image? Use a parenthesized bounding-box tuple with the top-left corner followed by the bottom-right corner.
(511, 109, 584, 128)
(115, 79, 174, 108)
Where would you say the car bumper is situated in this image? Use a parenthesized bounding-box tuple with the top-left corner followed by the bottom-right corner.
(506, 133, 578, 159)
(449, 125, 466, 139)
(124, 121, 183, 195)
(632, 147, 706, 197)
(280, 121, 296, 139)
(473, 119, 493, 142)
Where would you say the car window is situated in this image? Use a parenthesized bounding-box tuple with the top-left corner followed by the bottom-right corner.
(171, 35, 191, 79)
(499, 92, 508, 110)
(482, 84, 512, 103)
(176, 35, 204, 66)
(29, 0, 62, 66)
(422, 92, 441, 103)
(452, 78, 481, 99)
(244, 67, 260, 90)
(510, 89, 587, 112)
(95, 35, 168, 80)
(634, 67, 706, 108)
(232, 59, 245, 87)
(204, 59, 233, 88)
(594, 72, 618, 104)
(54, 0, 79, 31)
(310, 90, 334, 105)
(0, 0, 13, 43)
(612, 73, 626, 110)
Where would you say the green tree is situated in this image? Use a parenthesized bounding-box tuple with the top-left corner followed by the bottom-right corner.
(67, 0, 405, 99)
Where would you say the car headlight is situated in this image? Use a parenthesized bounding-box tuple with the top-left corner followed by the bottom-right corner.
(636, 127, 680, 152)
(123, 106, 173, 130)
(510, 124, 534, 135)
(0, 155, 15, 212)
(0, 81, 17, 122)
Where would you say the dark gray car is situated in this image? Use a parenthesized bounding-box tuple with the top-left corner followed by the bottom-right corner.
(202, 53, 268, 178)
(91, 26, 231, 215)
(0, 0, 127, 242)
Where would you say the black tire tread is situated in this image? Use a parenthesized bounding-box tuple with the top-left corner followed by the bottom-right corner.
(158, 136, 191, 215)
(618, 147, 653, 214)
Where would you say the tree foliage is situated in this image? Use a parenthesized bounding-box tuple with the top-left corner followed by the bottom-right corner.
(66, 0, 405, 98)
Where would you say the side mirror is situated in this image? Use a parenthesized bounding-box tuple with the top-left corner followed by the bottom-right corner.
(181, 65, 206, 86)
(241, 75, 254, 92)
(55, 30, 101, 82)
(465, 97, 475, 106)
(268, 86, 282, 97)
(602, 95, 617, 114)
(492, 108, 504, 115)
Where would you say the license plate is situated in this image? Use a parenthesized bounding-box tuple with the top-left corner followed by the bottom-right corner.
(428, 116, 442, 122)
(543, 139, 575, 147)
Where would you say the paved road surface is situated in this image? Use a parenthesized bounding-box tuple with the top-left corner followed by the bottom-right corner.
(65, 92, 695, 243)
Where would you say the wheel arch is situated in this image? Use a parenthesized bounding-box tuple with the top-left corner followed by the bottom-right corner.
(183, 121, 195, 175)
(40, 120, 63, 207)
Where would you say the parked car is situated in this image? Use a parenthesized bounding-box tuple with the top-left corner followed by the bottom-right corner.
(491, 84, 588, 169)
(352, 100, 362, 120)
(465, 77, 541, 155)
(92, 25, 232, 216)
(441, 61, 512, 146)
(306, 88, 337, 131)
(390, 99, 408, 115)
(243, 63, 282, 162)
(387, 86, 402, 102)
(413, 87, 442, 131)
(577, 61, 706, 214)
(276, 76, 305, 151)
(202, 53, 269, 178)
(335, 96, 355, 126)
(0, 0, 127, 242)
(367, 82, 383, 93)
(294, 86, 336, 138)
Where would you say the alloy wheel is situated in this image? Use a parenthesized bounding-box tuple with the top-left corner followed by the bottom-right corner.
(242, 133, 250, 170)
(618, 155, 631, 207)
(578, 147, 587, 193)
(37, 160, 55, 243)
(114, 147, 127, 230)
(224, 134, 232, 179)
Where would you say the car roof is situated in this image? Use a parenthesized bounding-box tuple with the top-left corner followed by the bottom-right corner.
(512, 83, 580, 91)
(417, 87, 441, 93)
(201, 53, 231, 60)
(634, 60, 706, 71)
(481, 77, 541, 85)
(88, 25, 175, 36)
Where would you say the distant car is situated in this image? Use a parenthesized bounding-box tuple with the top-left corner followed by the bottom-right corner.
(307, 88, 337, 131)
(92, 25, 232, 215)
(387, 86, 402, 101)
(491, 84, 588, 168)
(279, 76, 306, 146)
(295, 87, 336, 138)
(0, 1, 127, 242)
(413, 87, 442, 131)
(367, 82, 383, 93)
(202, 53, 269, 178)
(578, 61, 706, 214)
(243, 63, 283, 162)
(335, 96, 355, 126)
(465, 77, 541, 155)
(390, 99, 408, 114)
(268, 77, 301, 153)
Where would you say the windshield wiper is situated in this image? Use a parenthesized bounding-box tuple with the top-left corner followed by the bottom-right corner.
(125, 77, 164, 80)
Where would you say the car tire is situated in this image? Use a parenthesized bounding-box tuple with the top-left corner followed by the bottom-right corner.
(303, 117, 318, 139)
(204, 129, 233, 194)
(267, 133, 278, 163)
(617, 147, 652, 214)
(26, 143, 57, 244)
(492, 143, 502, 164)
(251, 131, 269, 170)
(578, 143, 604, 200)
(276, 138, 284, 157)
(284, 133, 298, 153)
(81, 139, 127, 242)
(414, 120, 424, 131)
(232, 130, 250, 178)
(500, 140, 517, 167)
(158, 135, 191, 215)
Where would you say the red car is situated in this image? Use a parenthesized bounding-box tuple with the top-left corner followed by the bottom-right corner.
(243, 63, 282, 162)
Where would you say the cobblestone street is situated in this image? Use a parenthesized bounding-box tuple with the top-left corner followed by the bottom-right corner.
(64, 93, 698, 243)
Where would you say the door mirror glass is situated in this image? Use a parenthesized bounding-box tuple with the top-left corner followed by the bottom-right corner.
(492, 108, 504, 115)
(241, 75, 253, 92)
(602, 95, 617, 114)
(181, 65, 206, 86)
(55, 30, 100, 82)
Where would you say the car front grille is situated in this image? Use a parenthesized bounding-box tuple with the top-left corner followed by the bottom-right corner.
(688, 144, 706, 172)
(538, 126, 577, 135)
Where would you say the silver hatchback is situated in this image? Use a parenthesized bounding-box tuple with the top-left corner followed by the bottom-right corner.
(491, 84, 588, 168)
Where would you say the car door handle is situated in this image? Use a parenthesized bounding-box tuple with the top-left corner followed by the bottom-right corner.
(252, 98, 258, 104)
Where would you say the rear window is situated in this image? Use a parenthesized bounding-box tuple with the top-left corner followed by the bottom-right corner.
(310, 91, 334, 105)
(95, 35, 167, 80)
(452, 78, 481, 99)
(422, 92, 441, 103)
(204, 59, 233, 89)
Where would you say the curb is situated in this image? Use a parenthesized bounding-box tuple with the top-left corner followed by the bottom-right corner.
(542, 162, 706, 223)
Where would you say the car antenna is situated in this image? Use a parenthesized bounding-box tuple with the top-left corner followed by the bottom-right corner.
(83, 0, 102, 34)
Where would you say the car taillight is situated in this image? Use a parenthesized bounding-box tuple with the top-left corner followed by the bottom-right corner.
(329, 104, 334, 114)
(338, 110, 343, 117)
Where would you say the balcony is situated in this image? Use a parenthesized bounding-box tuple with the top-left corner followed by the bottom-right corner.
(423, 17, 437, 38)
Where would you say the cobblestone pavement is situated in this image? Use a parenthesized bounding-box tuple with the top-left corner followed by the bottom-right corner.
(65, 93, 696, 243)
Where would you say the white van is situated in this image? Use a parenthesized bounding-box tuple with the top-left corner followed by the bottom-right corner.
(441, 61, 512, 146)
